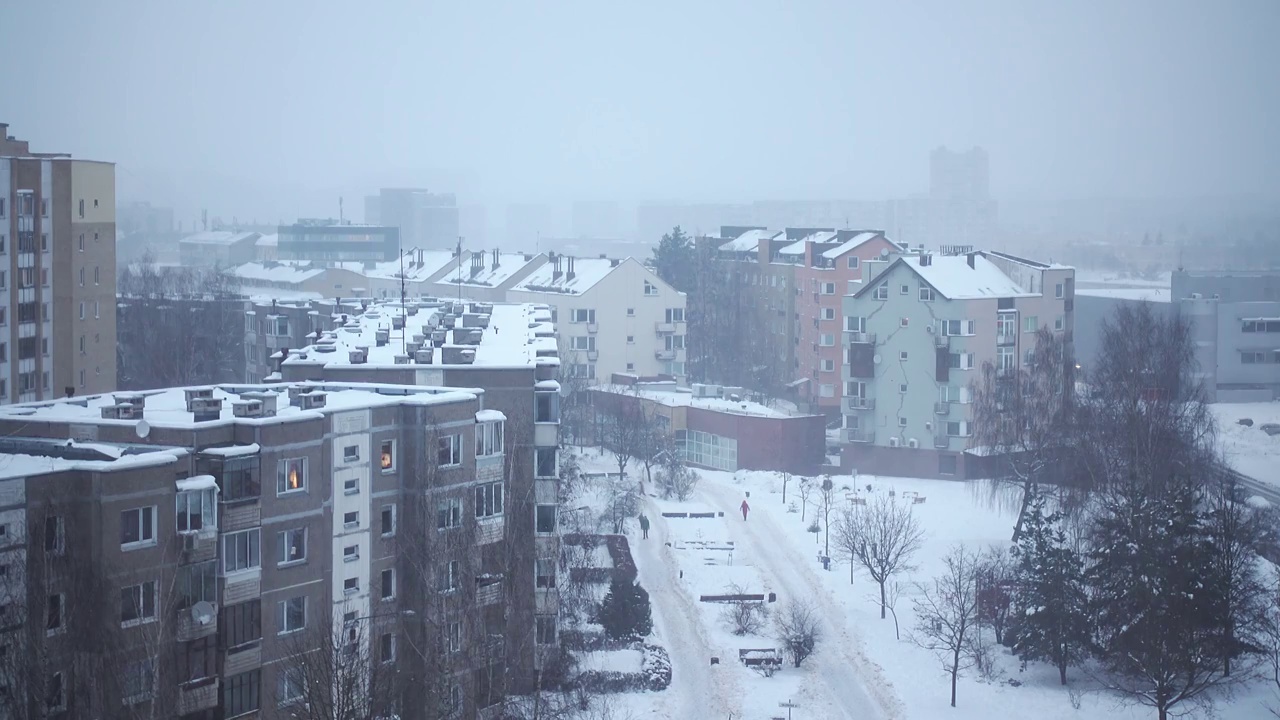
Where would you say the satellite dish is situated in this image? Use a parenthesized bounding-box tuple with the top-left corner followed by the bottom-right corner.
(192, 601, 215, 626)
(135, 420, 151, 439)
(880, 248, 889, 258)
(873, 354, 882, 365)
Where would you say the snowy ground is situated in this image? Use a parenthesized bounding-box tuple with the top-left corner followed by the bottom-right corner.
(565, 447, 1278, 720)
(1213, 402, 1280, 486)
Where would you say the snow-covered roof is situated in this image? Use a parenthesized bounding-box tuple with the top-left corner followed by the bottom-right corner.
(719, 229, 777, 253)
(886, 255, 1035, 300)
(282, 300, 557, 370)
(256, 233, 278, 247)
(181, 231, 260, 246)
(228, 262, 326, 283)
(439, 253, 540, 288)
(1076, 287, 1171, 303)
(328, 249, 458, 282)
(0, 448, 191, 481)
(592, 384, 806, 420)
(777, 239, 807, 256)
(820, 232, 881, 259)
(511, 257, 620, 295)
(0, 382, 477, 432)
(803, 230, 838, 245)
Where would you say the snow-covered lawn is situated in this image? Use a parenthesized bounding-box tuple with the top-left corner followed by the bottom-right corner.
(564, 447, 1277, 720)
(1213, 402, 1280, 486)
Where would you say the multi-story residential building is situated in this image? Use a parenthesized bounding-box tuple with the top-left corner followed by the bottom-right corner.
(277, 219, 400, 263)
(0, 122, 118, 403)
(710, 228, 799, 390)
(0, 380, 531, 718)
(427, 251, 548, 304)
(248, 299, 563, 696)
(507, 255, 687, 383)
(841, 250, 1074, 479)
(370, 189, 460, 250)
(1173, 269, 1280, 402)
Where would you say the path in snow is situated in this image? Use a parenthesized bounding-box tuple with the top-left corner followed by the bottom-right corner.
(631, 494, 743, 719)
(700, 480, 903, 720)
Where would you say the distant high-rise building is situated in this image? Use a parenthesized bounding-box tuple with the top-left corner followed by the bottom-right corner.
(930, 146, 990, 201)
(571, 200, 620, 238)
(504, 203, 553, 249)
(371, 188, 459, 250)
(459, 204, 489, 246)
(0, 122, 118, 403)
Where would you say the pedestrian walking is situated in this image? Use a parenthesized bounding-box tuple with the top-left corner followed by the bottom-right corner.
(639, 513, 650, 539)
(740, 499, 750, 521)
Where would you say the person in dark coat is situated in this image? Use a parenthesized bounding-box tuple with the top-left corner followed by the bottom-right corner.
(639, 513, 650, 539)
(740, 499, 750, 521)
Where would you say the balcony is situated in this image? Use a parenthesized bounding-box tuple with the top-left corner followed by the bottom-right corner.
(844, 396, 874, 412)
(934, 434, 950, 449)
(655, 321, 676, 334)
(934, 334, 951, 348)
(655, 349, 676, 361)
(997, 332, 1016, 346)
(996, 366, 1015, 379)
(176, 602, 219, 642)
(934, 401, 950, 415)
(847, 332, 876, 344)
(843, 428, 875, 443)
(586, 323, 598, 334)
(178, 678, 219, 715)
(477, 579, 502, 606)
(586, 350, 599, 361)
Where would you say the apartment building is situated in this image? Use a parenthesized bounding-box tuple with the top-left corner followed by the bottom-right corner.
(0, 122, 117, 403)
(841, 250, 1074, 479)
(0, 380, 530, 719)
(248, 299, 563, 694)
(508, 254, 687, 383)
(277, 219, 400, 263)
(1173, 269, 1280, 402)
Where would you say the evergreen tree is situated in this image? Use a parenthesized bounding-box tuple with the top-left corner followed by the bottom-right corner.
(597, 576, 653, 641)
(651, 226, 695, 293)
(1086, 480, 1228, 720)
(1008, 490, 1089, 685)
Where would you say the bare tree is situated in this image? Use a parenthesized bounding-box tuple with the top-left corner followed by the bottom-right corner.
(975, 545, 1016, 647)
(797, 478, 813, 522)
(656, 440, 698, 501)
(1259, 579, 1280, 718)
(278, 610, 403, 720)
(818, 476, 836, 559)
(774, 599, 822, 668)
(719, 583, 769, 636)
(911, 545, 981, 708)
(1205, 471, 1270, 677)
(968, 326, 1074, 540)
(833, 495, 925, 619)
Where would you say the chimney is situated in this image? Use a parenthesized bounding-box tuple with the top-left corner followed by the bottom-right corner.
(417, 248, 423, 266)
(966, 252, 976, 269)
(920, 253, 932, 267)
(566, 256, 575, 281)
(551, 252, 562, 281)
(492, 248, 499, 269)
(470, 253, 483, 278)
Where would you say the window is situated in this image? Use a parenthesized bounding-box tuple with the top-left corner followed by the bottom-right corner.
(536, 504, 557, 534)
(437, 434, 461, 466)
(79, 302, 85, 320)
(343, 444, 360, 462)
(380, 440, 395, 471)
(536, 615, 557, 645)
(536, 391, 560, 422)
(1023, 315, 1038, 333)
(94, 301, 100, 318)
(276, 457, 307, 494)
(1054, 316, 1064, 331)
(822, 307, 836, 320)
(476, 420, 504, 456)
(78, 267, 84, 286)
(343, 477, 359, 495)
(535, 447, 557, 478)
(919, 286, 936, 301)
(277, 668, 304, 707)
(571, 308, 596, 323)
(939, 385, 968, 404)
(277, 596, 306, 634)
(222, 600, 262, 650)
(277, 528, 306, 565)
(78, 234, 84, 252)
(819, 333, 835, 347)
(998, 346, 1016, 370)
(179, 560, 217, 608)
(121, 580, 157, 625)
(94, 266, 100, 285)
(446, 621, 462, 654)
(666, 307, 684, 323)
(900, 317, 909, 328)
(626, 307, 635, 317)
(1024, 348, 1035, 366)
(476, 481, 504, 519)
(570, 335, 596, 351)
(847, 256, 860, 269)
(939, 454, 958, 476)
(40, 268, 48, 286)
(121, 506, 156, 547)
(223, 670, 261, 717)
(380, 632, 397, 663)
(846, 316, 866, 333)
(899, 351, 908, 361)
(44, 515, 64, 554)
(381, 505, 397, 536)
(220, 457, 260, 501)
(822, 282, 836, 295)
(47, 672, 65, 712)
(948, 352, 975, 370)
(536, 558, 557, 588)
(440, 560, 460, 592)
(997, 314, 1016, 340)
(343, 544, 359, 562)
(343, 511, 359, 528)
(626, 335, 635, 344)
(1055, 283, 1064, 299)
(644, 280, 658, 296)
(344, 577, 359, 594)
(821, 359, 835, 372)
(947, 421, 971, 437)
(939, 319, 976, 336)
(381, 568, 396, 600)
(437, 497, 462, 529)
(222, 529, 261, 574)
(176, 486, 217, 532)
(899, 383, 908, 394)
(874, 283, 888, 300)
(41, 234, 47, 252)
(184, 635, 216, 683)
(46, 593, 64, 633)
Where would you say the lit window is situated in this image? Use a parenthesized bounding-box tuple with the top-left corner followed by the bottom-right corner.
(277, 458, 308, 494)
(380, 440, 395, 471)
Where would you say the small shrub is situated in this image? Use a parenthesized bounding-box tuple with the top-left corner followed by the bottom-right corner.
(641, 643, 672, 691)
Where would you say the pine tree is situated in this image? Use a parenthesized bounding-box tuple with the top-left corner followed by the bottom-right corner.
(1086, 480, 1228, 720)
(1007, 490, 1089, 685)
(597, 576, 654, 641)
(651, 226, 695, 292)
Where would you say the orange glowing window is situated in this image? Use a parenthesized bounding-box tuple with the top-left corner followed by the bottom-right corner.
(277, 458, 307, 494)
(380, 440, 395, 471)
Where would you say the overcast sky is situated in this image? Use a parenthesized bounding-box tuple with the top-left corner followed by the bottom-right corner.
(2, 0, 1277, 221)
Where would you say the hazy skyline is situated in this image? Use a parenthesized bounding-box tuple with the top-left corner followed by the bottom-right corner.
(3, 0, 1278, 223)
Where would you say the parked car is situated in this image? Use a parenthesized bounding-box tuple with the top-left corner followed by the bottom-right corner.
(1260, 423, 1280, 437)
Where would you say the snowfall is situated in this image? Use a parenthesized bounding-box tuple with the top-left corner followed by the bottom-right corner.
(562, 443, 1279, 720)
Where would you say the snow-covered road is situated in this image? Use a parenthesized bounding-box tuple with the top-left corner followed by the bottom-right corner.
(700, 481, 901, 720)
(631, 494, 744, 718)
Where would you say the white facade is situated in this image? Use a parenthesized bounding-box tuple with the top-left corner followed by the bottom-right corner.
(329, 409, 373, 661)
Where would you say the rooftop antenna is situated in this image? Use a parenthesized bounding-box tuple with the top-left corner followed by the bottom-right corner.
(456, 236, 464, 303)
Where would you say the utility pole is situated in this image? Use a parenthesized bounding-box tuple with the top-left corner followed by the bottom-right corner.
(456, 235, 464, 303)
(399, 232, 406, 354)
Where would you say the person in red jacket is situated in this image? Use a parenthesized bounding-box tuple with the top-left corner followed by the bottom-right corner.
(740, 499, 750, 521)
